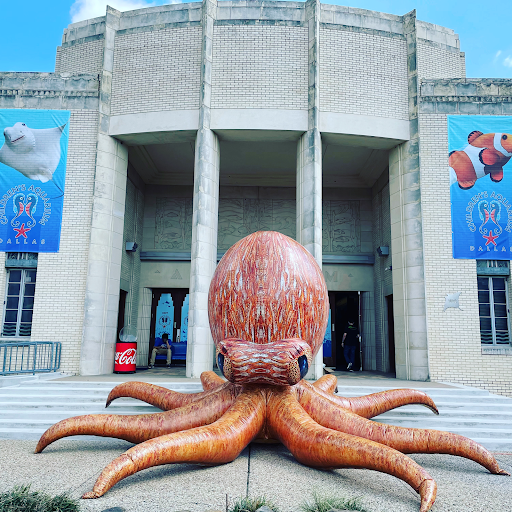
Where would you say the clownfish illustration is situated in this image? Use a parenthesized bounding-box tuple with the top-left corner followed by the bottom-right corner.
(477, 199, 502, 236)
(449, 131, 512, 189)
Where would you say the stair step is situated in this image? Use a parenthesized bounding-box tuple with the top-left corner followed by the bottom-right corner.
(1, 380, 511, 453)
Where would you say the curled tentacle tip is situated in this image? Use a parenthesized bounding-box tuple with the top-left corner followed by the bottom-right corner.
(498, 468, 510, 476)
(418, 479, 436, 512)
(82, 491, 100, 499)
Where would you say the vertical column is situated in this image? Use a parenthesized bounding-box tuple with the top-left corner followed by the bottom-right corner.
(187, 0, 219, 378)
(388, 10, 429, 381)
(297, 0, 323, 379)
(80, 7, 128, 375)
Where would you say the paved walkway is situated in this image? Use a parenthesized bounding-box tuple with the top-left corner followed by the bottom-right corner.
(0, 439, 510, 512)
(1, 370, 511, 511)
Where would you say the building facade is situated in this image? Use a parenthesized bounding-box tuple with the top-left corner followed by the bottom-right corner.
(1, 0, 511, 396)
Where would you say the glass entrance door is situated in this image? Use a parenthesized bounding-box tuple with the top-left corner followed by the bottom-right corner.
(150, 288, 189, 365)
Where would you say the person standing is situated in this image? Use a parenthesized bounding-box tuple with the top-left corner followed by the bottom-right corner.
(341, 320, 360, 372)
(149, 332, 172, 368)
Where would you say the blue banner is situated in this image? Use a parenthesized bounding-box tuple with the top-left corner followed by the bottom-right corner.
(449, 116, 512, 259)
(0, 109, 70, 252)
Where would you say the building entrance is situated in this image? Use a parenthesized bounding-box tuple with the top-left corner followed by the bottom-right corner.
(149, 288, 189, 365)
(323, 291, 361, 371)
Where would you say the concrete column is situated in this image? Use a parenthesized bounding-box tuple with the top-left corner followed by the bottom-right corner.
(80, 7, 128, 375)
(388, 10, 429, 381)
(297, 0, 323, 379)
(186, 0, 219, 378)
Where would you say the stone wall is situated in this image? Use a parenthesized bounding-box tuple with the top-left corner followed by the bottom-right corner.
(419, 79, 512, 396)
(120, 171, 144, 330)
(371, 171, 392, 372)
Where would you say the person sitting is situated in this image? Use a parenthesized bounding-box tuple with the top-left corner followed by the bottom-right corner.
(149, 332, 172, 368)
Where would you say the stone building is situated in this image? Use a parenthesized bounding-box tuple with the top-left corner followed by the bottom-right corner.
(1, 0, 512, 396)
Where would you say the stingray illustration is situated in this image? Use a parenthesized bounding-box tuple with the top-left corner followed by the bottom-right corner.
(11, 192, 38, 229)
(0, 122, 66, 196)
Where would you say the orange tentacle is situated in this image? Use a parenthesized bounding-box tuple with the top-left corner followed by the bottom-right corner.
(312, 374, 338, 394)
(298, 386, 509, 476)
(82, 387, 266, 499)
(346, 389, 439, 418)
(105, 380, 232, 410)
(300, 380, 438, 418)
(268, 387, 437, 512)
(35, 386, 238, 452)
(201, 371, 226, 391)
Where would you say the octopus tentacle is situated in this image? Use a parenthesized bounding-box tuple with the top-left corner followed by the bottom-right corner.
(82, 387, 266, 499)
(300, 380, 438, 417)
(105, 380, 232, 411)
(345, 389, 439, 418)
(201, 371, 226, 391)
(298, 385, 509, 476)
(35, 386, 238, 452)
(268, 387, 437, 512)
(312, 374, 338, 394)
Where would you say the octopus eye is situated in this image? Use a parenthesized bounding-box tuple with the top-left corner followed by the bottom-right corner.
(503, 135, 508, 140)
(217, 353, 225, 374)
(297, 354, 308, 380)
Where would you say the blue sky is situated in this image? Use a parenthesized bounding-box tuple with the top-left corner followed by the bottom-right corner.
(2, 0, 511, 78)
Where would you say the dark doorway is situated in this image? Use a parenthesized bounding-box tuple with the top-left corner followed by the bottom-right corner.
(150, 288, 189, 366)
(117, 290, 128, 342)
(386, 294, 396, 375)
(324, 291, 361, 371)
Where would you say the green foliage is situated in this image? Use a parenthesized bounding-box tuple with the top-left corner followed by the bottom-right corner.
(229, 495, 279, 512)
(0, 485, 80, 512)
(299, 491, 368, 512)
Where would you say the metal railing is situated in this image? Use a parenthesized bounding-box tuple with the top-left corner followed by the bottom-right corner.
(0, 341, 62, 375)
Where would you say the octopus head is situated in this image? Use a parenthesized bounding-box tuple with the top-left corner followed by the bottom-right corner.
(208, 231, 329, 386)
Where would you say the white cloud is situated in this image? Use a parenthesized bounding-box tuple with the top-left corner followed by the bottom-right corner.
(71, 0, 156, 23)
(504, 56, 512, 68)
(494, 50, 502, 63)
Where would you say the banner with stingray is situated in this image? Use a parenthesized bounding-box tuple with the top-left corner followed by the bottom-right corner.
(0, 109, 70, 252)
(448, 115, 512, 259)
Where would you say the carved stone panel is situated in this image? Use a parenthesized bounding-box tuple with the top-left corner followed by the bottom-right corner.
(322, 200, 361, 253)
(217, 199, 296, 251)
(155, 198, 193, 250)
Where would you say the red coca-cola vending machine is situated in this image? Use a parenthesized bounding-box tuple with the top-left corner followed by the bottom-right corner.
(114, 326, 137, 374)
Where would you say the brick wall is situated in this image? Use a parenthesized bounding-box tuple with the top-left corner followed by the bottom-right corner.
(111, 26, 202, 115)
(420, 112, 512, 397)
(417, 40, 465, 80)
(29, 110, 99, 373)
(212, 25, 308, 110)
(319, 27, 408, 120)
(55, 39, 104, 75)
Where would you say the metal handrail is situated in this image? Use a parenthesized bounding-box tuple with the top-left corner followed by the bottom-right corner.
(0, 341, 62, 375)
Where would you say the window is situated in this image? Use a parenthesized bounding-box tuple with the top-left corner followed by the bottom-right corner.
(477, 276, 510, 345)
(2, 269, 36, 337)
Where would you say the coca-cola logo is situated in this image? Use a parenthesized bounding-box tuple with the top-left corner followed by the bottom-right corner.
(115, 348, 136, 365)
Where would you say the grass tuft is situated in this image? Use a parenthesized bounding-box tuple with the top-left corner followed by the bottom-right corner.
(229, 495, 279, 512)
(299, 491, 368, 512)
(0, 484, 80, 512)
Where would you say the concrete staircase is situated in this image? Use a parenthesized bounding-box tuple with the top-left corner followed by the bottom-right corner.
(0, 379, 511, 452)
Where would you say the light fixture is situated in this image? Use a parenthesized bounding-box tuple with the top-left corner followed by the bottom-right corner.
(376, 246, 389, 257)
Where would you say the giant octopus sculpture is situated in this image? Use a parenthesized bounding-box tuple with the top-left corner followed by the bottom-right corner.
(36, 231, 509, 511)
